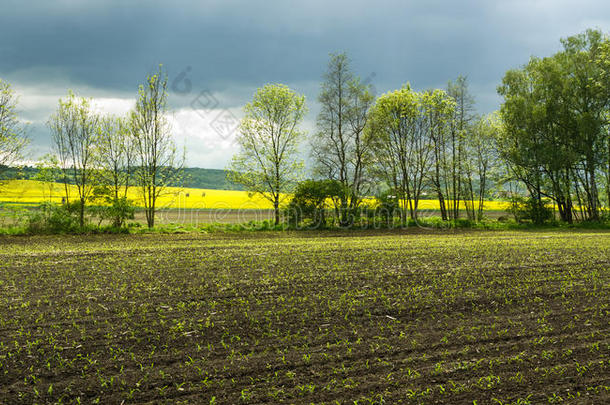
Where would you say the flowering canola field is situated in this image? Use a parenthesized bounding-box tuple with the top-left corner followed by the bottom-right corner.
(0, 179, 510, 211)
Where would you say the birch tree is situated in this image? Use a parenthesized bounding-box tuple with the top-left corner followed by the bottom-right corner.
(311, 53, 374, 226)
(95, 115, 135, 227)
(48, 91, 99, 227)
(368, 85, 432, 221)
(462, 114, 499, 221)
(0, 79, 28, 178)
(447, 76, 475, 220)
(423, 89, 456, 221)
(130, 65, 184, 228)
(228, 84, 307, 225)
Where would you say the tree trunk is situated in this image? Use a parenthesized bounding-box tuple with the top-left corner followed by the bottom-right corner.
(588, 161, 599, 221)
(147, 209, 155, 228)
(274, 197, 280, 226)
(477, 170, 486, 222)
(438, 192, 447, 221)
(79, 197, 85, 228)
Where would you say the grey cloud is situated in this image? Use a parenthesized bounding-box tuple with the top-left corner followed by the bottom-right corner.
(1, 0, 609, 167)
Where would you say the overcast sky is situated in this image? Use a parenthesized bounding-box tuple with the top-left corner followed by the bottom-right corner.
(2, 0, 609, 168)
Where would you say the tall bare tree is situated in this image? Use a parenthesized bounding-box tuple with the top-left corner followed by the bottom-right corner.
(447, 76, 475, 220)
(312, 53, 374, 226)
(462, 114, 499, 221)
(424, 89, 457, 221)
(0, 79, 28, 178)
(48, 91, 99, 227)
(130, 65, 184, 228)
(97, 115, 134, 200)
(95, 115, 135, 227)
(228, 83, 307, 225)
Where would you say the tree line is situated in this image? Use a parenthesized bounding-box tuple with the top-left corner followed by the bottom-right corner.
(1, 66, 183, 229)
(1, 29, 609, 230)
(230, 29, 610, 226)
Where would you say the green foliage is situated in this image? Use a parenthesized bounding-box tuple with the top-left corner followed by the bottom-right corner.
(139, 219, 287, 234)
(508, 196, 554, 225)
(182, 168, 243, 190)
(1, 166, 238, 190)
(0, 202, 29, 229)
(26, 202, 83, 234)
(131, 64, 185, 228)
(367, 84, 454, 221)
(462, 114, 501, 221)
(497, 29, 610, 223)
(374, 191, 401, 225)
(89, 186, 136, 228)
(286, 179, 343, 228)
(33, 154, 60, 202)
(48, 90, 99, 227)
(228, 83, 307, 225)
(0, 78, 29, 175)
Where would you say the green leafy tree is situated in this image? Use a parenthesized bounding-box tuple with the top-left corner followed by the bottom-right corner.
(33, 154, 60, 203)
(497, 29, 608, 223)
(0, 79, 29, 179)
(560, 29, 607, 220)
(94, 115, 135, 227)
(367, 85, 432, 221)
(48, 91, 99, 228)
(286, 179, 342, 228)
(130, 65, 184, 228)
(97, 115, 134, 200)
(423, 89, 456, 221)
(228, 84, 307, 225)
(596, 35, 610, 207)
(462, 114, 500, 221)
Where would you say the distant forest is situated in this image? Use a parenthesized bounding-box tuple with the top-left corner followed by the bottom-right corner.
(0, 166, 243, 191)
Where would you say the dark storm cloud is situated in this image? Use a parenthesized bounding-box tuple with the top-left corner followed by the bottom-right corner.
(1, 0, 609, 166)
(2, 0, 605, 92)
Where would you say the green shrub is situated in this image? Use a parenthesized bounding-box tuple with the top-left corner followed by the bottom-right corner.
(26, 202, 82, 234)
(286, 179, 343, 229)
(374, 192, 401, 225)
(509, 196, 553, 225)
(89, 197, 135, 228)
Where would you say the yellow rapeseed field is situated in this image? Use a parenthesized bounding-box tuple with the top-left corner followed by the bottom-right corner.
(0, 180, 274, 209)
(0, 179, 510, 211)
